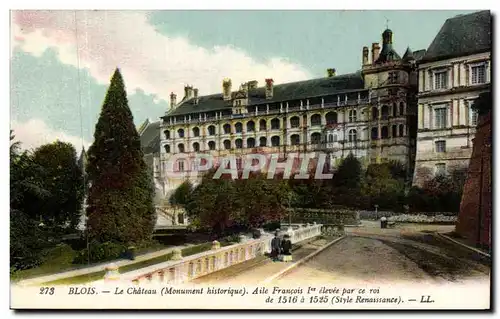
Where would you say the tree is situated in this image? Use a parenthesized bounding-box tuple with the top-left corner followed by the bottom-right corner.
(86, 69, 156, 244)
(329, 154, 363, 208)
(471, 91, 491, 117)
(10, 132, 52, 270)
(31, 141, 84, 232)
(361, 163, 405, 211)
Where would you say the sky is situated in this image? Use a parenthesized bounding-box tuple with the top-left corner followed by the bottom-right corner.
(10, 10, 476, 152)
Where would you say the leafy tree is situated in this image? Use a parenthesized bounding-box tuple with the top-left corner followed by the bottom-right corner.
(169, 180, 193, 207)
(361, 163, 405, 210)
(86, 69, 156, 244)
(31, 141, 84, 232)
(329, 154, 363, 208)
(471, 91, 491, 117)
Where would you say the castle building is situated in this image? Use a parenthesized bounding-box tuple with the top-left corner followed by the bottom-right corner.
(138, 28, 424, 204)
(412, 10, 491, 186)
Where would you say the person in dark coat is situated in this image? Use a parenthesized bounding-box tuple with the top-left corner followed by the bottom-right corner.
(280, 234, 293, 262)
(270, 230, 282, 261)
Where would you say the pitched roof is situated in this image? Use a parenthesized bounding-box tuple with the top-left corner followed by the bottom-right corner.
(422, 10, 491, 62)
(412, 49, 427, 61)
(140, 120, 161, 155)
(165, 72, 365, 117)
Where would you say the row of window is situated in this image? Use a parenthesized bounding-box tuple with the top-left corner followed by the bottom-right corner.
(431, 63, 487, 90)
(164, 104, 406, 140)
(432, 107, 478, 129)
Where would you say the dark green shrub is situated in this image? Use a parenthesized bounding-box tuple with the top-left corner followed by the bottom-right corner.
(73, 241, 127, 264)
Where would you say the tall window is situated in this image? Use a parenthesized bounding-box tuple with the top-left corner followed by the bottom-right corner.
(471, 64, 486, 84)
(223, 140, 231, 150)
(235, 122, 243, 133)
(435, 163, 446, 176)
(434, 107, 447, 129)
(177, 129, 185, 138)
(348, 129, 357, 142)
(208, 141, 216, 150)
(470, 109, 479, 126)
(178, 160, 185, 172)
(311, 133, 321, 145)
(164, 144, 170, 153)
(290, 116, 300, 128)
(235, 139, 243, 149)
(326, 112, 337, 125)
(310, 114, 321, 126)
(207, 125, 216, 136)
(164, 130, 170, 139)
(435, 140, 446, 153)
(290, 134, 300, 145)
(223, 124, 231, 134)
(349, 110, 357, 122)
(259, 119, 267, 131)
(192, 142, 200, 152)
(246, 121, 255, 132)
(178, 143, 185, 153)
(192, 127, 200, 137)
(271, 118, 280, 130)
(271, 136, 280, 147)
(259, 137, 267, 147)
(434, 71, 448, 90)
(247, 138, 255, 148)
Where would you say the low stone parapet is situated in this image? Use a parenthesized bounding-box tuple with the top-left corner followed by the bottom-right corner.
(94, 224, 322, 285)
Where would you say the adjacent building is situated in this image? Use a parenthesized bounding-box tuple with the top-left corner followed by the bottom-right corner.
(412, 10, 492, 186)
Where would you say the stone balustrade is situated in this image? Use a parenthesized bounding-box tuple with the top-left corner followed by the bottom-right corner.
(97, 223, 322, 285)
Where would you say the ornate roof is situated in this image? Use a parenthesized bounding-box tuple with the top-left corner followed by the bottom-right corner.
(140, 120, 161, 155)
(421, 10, 491, 62)
(165, 73, 365, 117)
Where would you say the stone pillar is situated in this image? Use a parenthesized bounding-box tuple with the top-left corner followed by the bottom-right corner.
(212, 240, 221, 250)
(459, 99, 467, 126)
(453, 63, 459, 87)
(447, 104, 453, 128)
(171, 248, 183, 261)
(459, 63, 467, 86)
(418, 104, 424, 129)
(104, 263, 120, 282)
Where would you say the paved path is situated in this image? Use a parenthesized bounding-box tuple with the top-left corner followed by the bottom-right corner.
(273, 223, 490, 285)
(192, 237, 338, 285)
(16, 243, 196, 286)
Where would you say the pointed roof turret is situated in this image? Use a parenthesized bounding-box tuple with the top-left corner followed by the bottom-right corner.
(402, 47, 415, 61)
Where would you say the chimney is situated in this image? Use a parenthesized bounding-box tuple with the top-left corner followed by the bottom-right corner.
(184, 85, 194, 100)
(265, 78, 274, 99)
(327, 68, 336, 77)
(170, 92, 177, 109)
(247, 80, 258, 89)
(193, 88, 199, 105)
(222, 78, 232, 101)
(372, 43, 380, 64)
(362, 46, 369, 65)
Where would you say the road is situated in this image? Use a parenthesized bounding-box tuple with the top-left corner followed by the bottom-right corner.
(273, 223, 491, 285)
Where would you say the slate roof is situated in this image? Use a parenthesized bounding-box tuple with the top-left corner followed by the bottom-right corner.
(140, 120, 161, 155)
(421, 10, 491, 62)
(165, 72, 365, 117)
(412, 49, 427, 61)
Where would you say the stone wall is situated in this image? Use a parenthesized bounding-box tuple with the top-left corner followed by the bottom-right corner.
(455, 111, 491, 249)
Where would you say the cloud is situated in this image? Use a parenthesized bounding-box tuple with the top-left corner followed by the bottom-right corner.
(11, 118, 91, 151)
(12, 10, 312, 103)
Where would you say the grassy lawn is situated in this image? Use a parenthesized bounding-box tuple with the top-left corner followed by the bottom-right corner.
(40, 240, 234, 286)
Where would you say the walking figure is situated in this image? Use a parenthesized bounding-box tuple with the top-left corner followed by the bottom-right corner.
(280, 234, 292, 262)
(270, 230, 282, 261)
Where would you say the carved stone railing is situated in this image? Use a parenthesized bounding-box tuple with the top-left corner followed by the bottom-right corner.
(95, 223, 322, 285)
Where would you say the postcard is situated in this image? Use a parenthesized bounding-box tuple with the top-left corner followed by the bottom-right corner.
(10, 8, 492, 310)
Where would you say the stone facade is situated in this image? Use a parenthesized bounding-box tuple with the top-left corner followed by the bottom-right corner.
(413, 10, 491, 186)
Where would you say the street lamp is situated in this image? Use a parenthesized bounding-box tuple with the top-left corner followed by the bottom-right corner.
(374, 204, 379, 219)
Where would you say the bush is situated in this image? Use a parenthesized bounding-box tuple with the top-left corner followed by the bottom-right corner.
(73, 241, 127, 264)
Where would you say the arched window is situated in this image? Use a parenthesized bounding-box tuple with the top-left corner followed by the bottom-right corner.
(310, 114, 321, 126)
(235, 138, 243, 149)
(399, 124, 405, 137)
(392, 125, 397, 137)
(371, 127, 378, 140)
(178, 143, 185, 153)
(259, 119, 267, 131)
(208, 141, 216, 150)
(259, 136, 267, 147)
(333, 134, 338, 142)
(381, 126, 389, 139)
(349, 110, 357, 122)
(223, 140, 231, 150)
(192, 127, 200, 137)
(164, 130, 170, 139)
(311, 132, 321, 144)
(246, 121, 255, 132)
(207, 125, 216, 136)
(271, 118, 280, 130)
(223, 123, 231, 134)
(290, 116, 300, 128)
(192, 142, 200, 152)
(178, 129, 185, 138)
(247, 138, 256, 148)
(326, 112, 337, 125)
(399, 102, 405, 116)
(328, 134, 333, 143)
(290, 134, 300, 145)
(235, 122, 243, 133)
(392, 103, 397, 117)
(381, 105, 389, 120)
(372, 107, 379, 120)
(164, 144, 170, 153)
(271, 136, 280, 147)
(348, 129, 357, 142)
